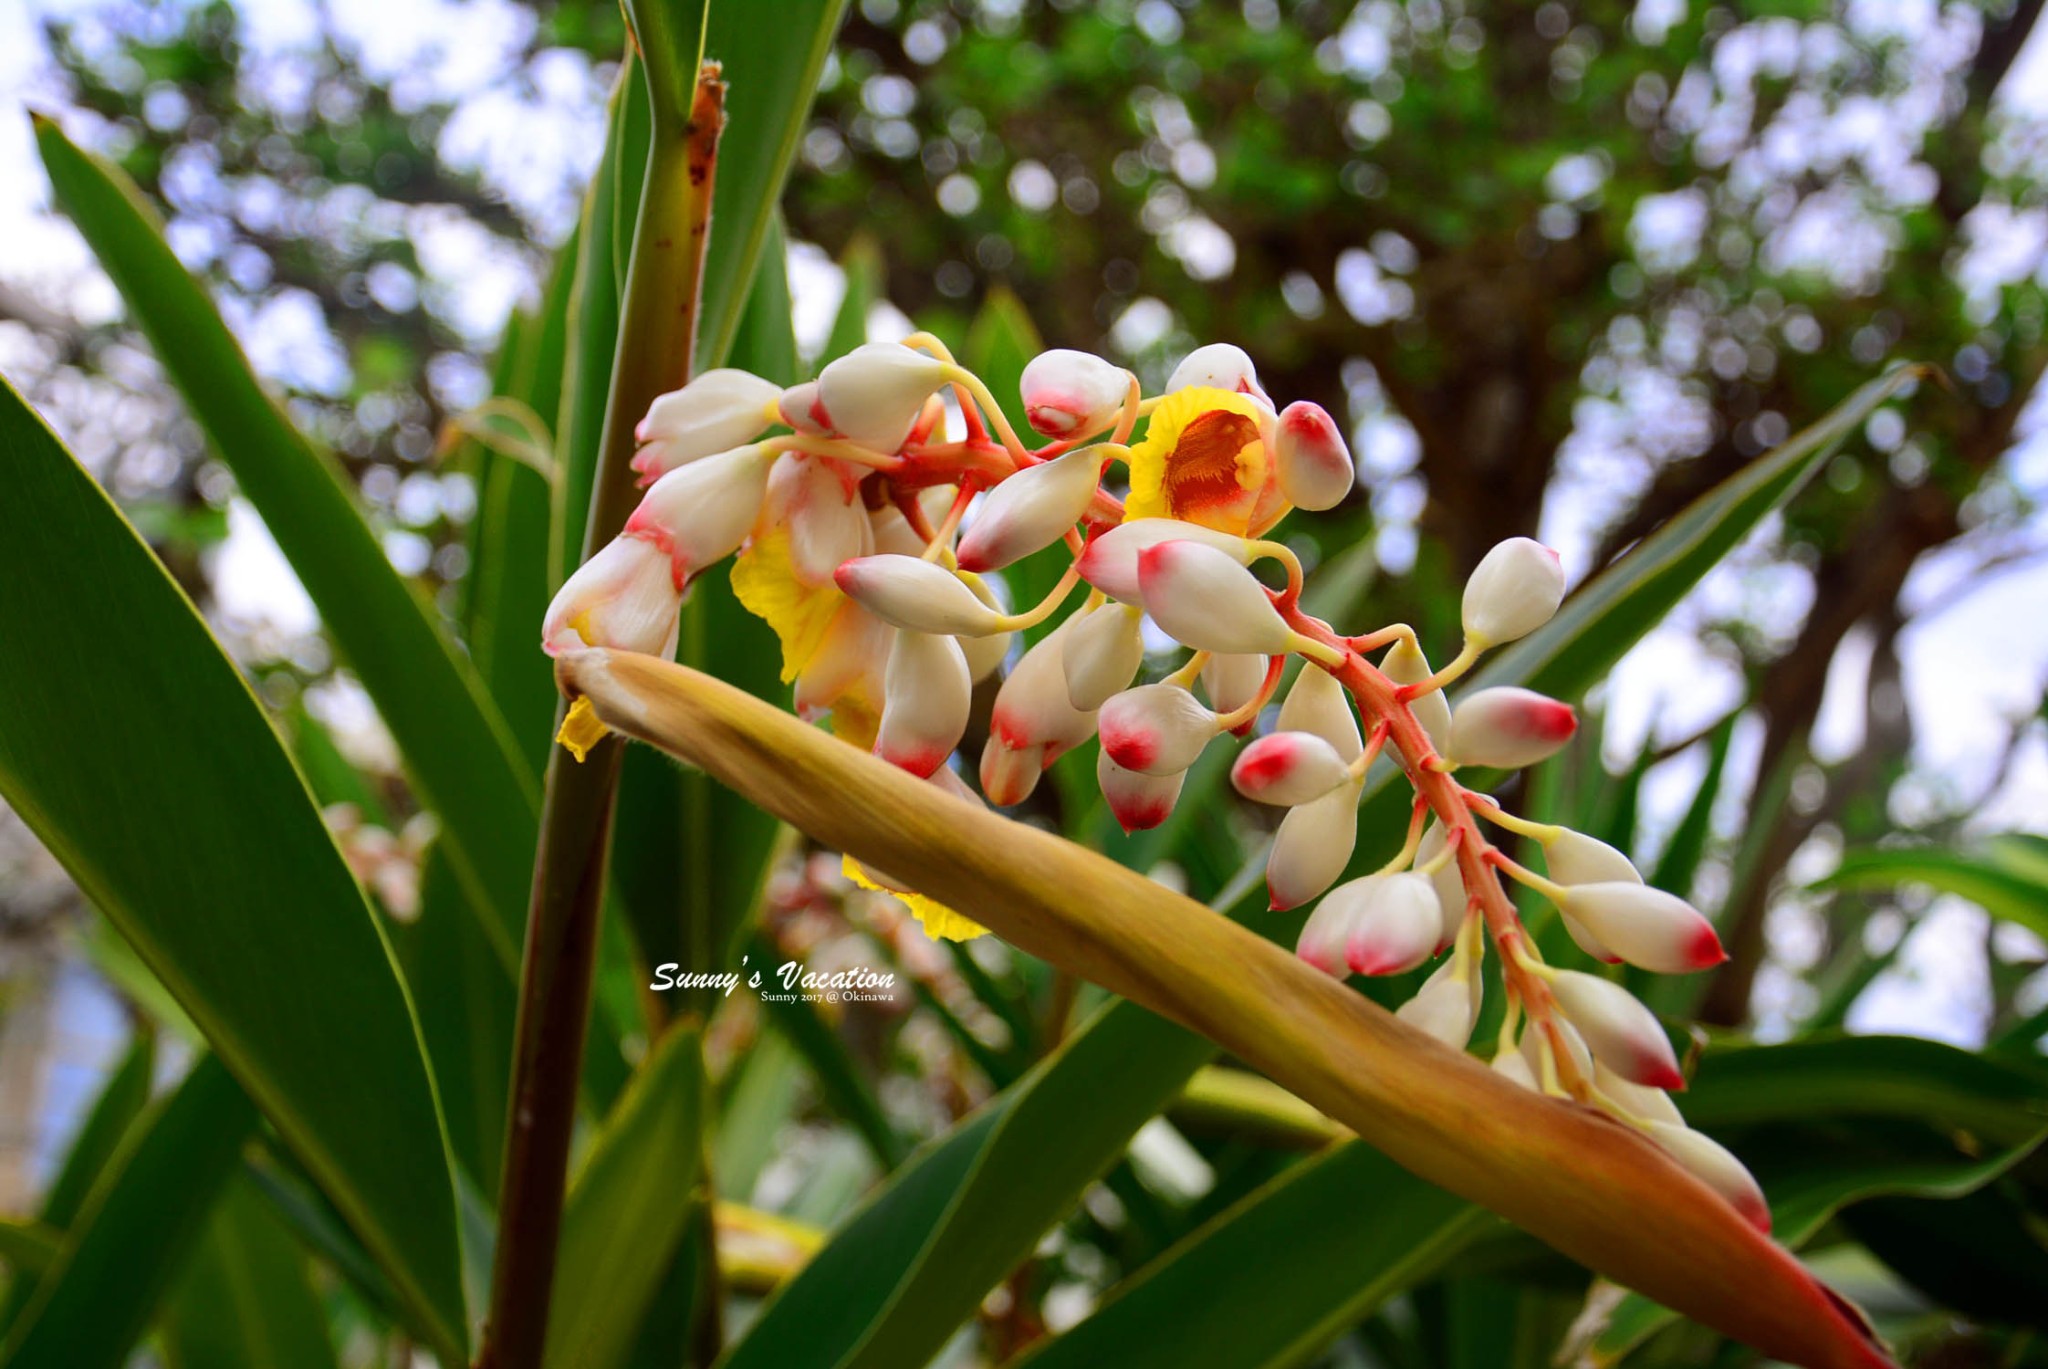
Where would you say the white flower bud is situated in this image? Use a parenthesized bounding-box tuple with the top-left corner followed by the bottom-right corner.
(793, 601, 891, 722)
(1231, 731, 1350, 806)
(1201, 653, 1268, 719)
(1137, 540, 1292, 656)
(1063, 602, 1146, 711)
(776, 379, 833, 435)
(1644, 1122, 1770, 1234)
(626, 443, 775, 580)
(768, 455, 870, 588)
(1560, 883, 1726, 975)
(1379, 640, 1451, 752)
(1076, 518, 1251, 603)
(1545, 969, 1685, 1090)
(1493, 1048, 1540, 1091)
(979, 735, 1046, 807)
(989, 618, 1099, 759)
(956, 573, 1013, 682)
(1098, 682, 1217, 776)
(1544, 829, 1641, 963)
(834, 554, 1008, 636)
(1462, 537, 1566, 647)
(1019, 348, 1129, 437)
(1520, 1016, 1594, 1087)
(1396, 957, 1480, 1048)
(630, 369, 782, 481)
(818, 342, 953, 451)
(1167, 342, 1267, 400)
(875, 630, 970, 777)
(1273, 401, 1353, 511)
(1265, 781, 1362, 911)
(1414, 822, 1468, 951)
(1097, 749, 1186, 832)
(1446, 686, 1577, 769)
(956, 445, 1104, 571)
(541, 534, 682, 657)
(1298, 873, 1440, 977)
(1593, 1060, 1684, 1125)
(1277, 664, 1362, 760)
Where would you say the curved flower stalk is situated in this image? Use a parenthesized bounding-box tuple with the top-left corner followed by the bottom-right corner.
(542, 335, 1751, 1217)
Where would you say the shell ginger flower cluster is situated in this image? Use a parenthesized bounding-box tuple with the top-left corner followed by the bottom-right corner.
(542, 335, 1762, 1228)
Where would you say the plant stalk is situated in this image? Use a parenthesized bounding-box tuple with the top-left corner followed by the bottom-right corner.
(475, 58, 726, 1369)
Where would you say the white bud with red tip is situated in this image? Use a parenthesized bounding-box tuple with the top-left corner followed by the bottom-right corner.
(1063, 602, 1146, 711)
(777, 379, 833, 435)
(1380, 640, 1451, 752)
(1594, 1060, 1683, 1125)
(769, 455, 870, 588)
(1414, 822, 1468, 951)
(1397, 957, 1481, 1048)
(627, 443, 775, 581)
(1544, 829, 1640, 962)
(630, 369, 782, 482)
(1077, 518, 1251, 603)
(1099, 682, 1218, 776)
(989, 619, 1098, 759)
(1137, 540, 1292, 655)
(1167, 342, 1268, 400)
(1644, 1122, 1771, 1233)
(1019, 349, 1129, 437)
(875, 630, 970, 778)
(541, 535, 682, 657)
(1277, 665, 1362, 758)
(980, 736, 1046, 807)
(1202, 653, 1267, 720)
(834, 555, 1008, 636)
(1265, 781, 1361, 911)
(1545, 970, 1685, 1090)
(1098, 749, 1186, 832)
(956, 445, 1104, 571)
(1560, 883, 1726, 975)
(1462, 537, 1567, 647)
(1273, 401, 1353, 511)
(794, 601, 891, 722)
(818, 343, 953, 451)
(1297, 874, 1440, 977)
(1446, 687, 1577, 769)
(1231, 731, 1349, 806)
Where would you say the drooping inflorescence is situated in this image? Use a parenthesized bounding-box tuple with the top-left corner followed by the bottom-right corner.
(541, 335, 1762, 1227)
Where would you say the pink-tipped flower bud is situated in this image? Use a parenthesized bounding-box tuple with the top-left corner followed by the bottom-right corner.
(1266, 782, 1362, 911)
(776, 379, 834, 435)
(1273, 401, 1354, 511)
(1097, 749, 1186, 832)
(1593, 1060, 1683, 1125)
(980, 735, 1047, 807)
(1560, 882, 1726, 974)
(1396, 958, 1480, 1048)
(1544, 829, 1641, 963)
(1298, 874, 1441, 977)
(1098, 682, 1218, 776)
(1644, 1122, 1771, 1234)
(956, 445, 1105, 571)
(875, 630, 970, 778)
(1546, 969, 1685, 1090)
(1277, 664, 1363, 759)
(541, 534, 682, 657)
(1019, 348, 1130, 437)
(1462, 537, 1567, 647)
(1414, 822, 1468, 951)
(1137, 540, 1292, 656)
(1201, 653, 1267, 722)
(1446, 686, 1577, 769)
(794, 601, 891, 722)
(834, 555, 1008, 636)
(630, 369, 782, 481)
(818, 343, 953, 451)
(1167, 342, 1268, 401)
(768, 455, 870, 588)
(1379, 640, 1451, 752)
(1231, 731, 1350, 806)
(955, 573, 1013, 682)
(989, 619, 1098, 759)
(626, 443, 774, 583)
(1076, 518, 1251, 603)
(1063, 602, 1146, 711)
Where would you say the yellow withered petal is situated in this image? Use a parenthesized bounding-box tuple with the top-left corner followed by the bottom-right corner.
(1123, 385, 1271, 532)
(842, 853, 988, 942)
(730, 524, 844, 684)
(555, 694, 610, 763)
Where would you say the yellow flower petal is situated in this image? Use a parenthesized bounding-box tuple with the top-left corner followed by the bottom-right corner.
(1123, 385, 1272, 533)
(842, 852, 988, 941)
(731, 524, 844, 684)
(555, 694, 609, 763)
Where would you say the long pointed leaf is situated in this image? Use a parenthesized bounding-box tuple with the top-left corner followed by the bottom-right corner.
(560, 650, 1893, 1369)
(159, 1174, 341, 1369)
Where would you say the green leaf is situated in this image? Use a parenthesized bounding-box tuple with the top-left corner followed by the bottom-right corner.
(1, 1056, 256, 1368)
(159, 1175, 341, 1369)
(1814, 844, 2048, 941)
(0, 381, 465, 1359)
(823, 234, 882, 367)
(1013, 1143, 1492, 1369)
(695, 0, 852, 371)
(542, 1026, 706, 1369)
(1648, 712, 1738, 899)
(745, 933, 906, 1169)
(0, 1226, 59, 1280)
(34, 117, 540, 974)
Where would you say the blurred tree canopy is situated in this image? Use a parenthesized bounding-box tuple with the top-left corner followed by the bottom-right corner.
(6, 0, 2047, 1033)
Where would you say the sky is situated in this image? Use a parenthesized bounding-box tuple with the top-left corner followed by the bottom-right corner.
(2, 0, 2047, 1058)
